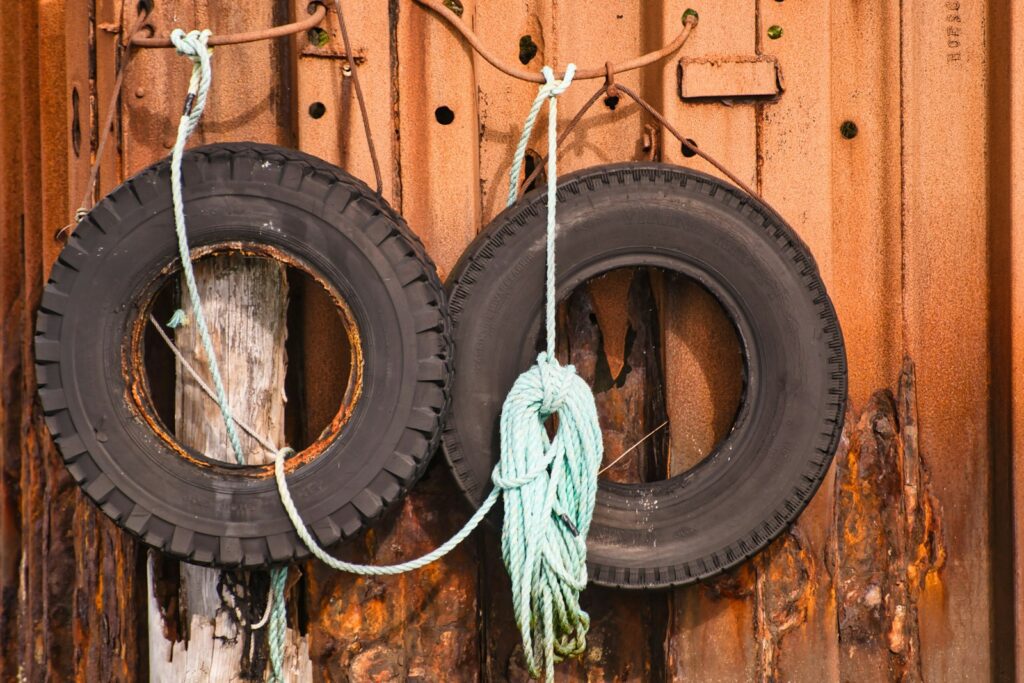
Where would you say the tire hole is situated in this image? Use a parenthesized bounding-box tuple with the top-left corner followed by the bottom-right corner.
(552, 267, 743, 485)
(307, 27, 329, 47)
(308, 102, 327, 119)
(840, 120, 859, 139)
(681, 139, 698, 158)
(434, 106, 455, 125)
(140, 250, 359, 467)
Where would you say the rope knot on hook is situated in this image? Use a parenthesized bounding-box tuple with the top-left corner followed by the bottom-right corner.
(540, 63, 576, 98)
(170, 28, 211, 59)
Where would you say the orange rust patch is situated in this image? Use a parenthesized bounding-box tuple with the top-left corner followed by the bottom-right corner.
(831, 358, 945, 680)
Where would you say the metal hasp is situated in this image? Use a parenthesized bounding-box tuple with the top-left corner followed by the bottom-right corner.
(679, 56, 782, 101)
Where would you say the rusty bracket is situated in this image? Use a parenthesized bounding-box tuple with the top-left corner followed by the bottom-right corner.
(678, 55, 784, 102)
(299, 43, 366, 63)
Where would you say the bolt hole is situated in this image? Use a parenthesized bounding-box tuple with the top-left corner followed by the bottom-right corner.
(523, 150, 544, 193)
(308, 102, 327, 119)
(435, 106, 455, 125)
(307, 27, 329, 47)
(603, 95, 620, 111)
(840, 120, 859, 139)
(767, 25, 783, 39)
(519, 35, 539, 65)
(681, 139, 698, 158)
(71, 87, 81, 158)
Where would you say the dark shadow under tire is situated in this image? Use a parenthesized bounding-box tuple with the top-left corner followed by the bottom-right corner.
(35, 143, 452, 568)
(442, 163, 846, 589)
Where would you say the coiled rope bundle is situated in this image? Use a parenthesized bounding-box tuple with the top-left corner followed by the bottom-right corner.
(167, 32, 601, 681)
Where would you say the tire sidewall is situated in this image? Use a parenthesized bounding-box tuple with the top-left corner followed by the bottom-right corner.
(443, 164, 846, 587)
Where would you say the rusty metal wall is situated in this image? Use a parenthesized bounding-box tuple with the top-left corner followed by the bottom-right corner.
(1, 0, 1021, 680)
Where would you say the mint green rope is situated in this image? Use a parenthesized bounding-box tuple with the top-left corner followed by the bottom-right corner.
(166, 30, 289, 681)
(167, 34, 598, 680)
(168, 29, 247, 468)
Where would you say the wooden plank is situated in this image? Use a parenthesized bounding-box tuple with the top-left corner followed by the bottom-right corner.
(396, 0, 480, 278)
(119, 1, 306, 678)
(988, 0, 1018, 676)
(470, 3, 550, 665)
(294, 2, 484, 679)
(751, 1, 841, 680)
(293, 0, 396, 199)
(0, 3, 33, 679)
(95, 0, 126, 196)
(475, 0, 549, 224)
(900, 0, 992, 678)
(658, 1, 760, 679)
(25, 0, 91, 679)
(829, 0, 903, 406)
(1009, 0, 1024, 676)
(554, 4, 671, 679)
(63, 3, 145, 680)
(831, 364, 946, 681)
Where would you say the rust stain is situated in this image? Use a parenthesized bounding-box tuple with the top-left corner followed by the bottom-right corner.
(754, 531, 815, 681)
(832, 358, 945, 681)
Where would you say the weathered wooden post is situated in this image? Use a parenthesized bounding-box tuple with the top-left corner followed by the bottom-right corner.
(131, 3, 311, 678)
(146, 256, 312, 679)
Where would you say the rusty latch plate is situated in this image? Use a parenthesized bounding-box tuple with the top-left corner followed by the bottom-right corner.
(678, 56, 782, 101)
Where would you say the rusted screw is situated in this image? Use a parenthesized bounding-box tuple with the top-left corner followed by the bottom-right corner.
(840, 120, 859, 139)
(767, 25, 783, 39)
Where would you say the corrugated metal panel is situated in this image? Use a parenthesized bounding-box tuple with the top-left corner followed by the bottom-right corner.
(0, 0, 1019, 679)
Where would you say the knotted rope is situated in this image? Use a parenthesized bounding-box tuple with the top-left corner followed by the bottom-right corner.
(496, 64, 604, 680)
(167, 30, 599, 680)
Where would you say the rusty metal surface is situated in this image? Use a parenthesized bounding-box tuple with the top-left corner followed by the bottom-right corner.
(1, 0, 1021, 680)
(678, 56, 779, 100)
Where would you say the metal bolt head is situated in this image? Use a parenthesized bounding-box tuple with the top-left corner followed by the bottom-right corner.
(767, 25, 783, 39)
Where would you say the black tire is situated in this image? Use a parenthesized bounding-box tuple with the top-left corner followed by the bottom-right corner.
(35, 142, 452, 568)
(443, 163, 846, 589)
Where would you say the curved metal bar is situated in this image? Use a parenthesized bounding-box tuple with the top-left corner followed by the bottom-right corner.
(131, 2, 328, 48)
(413, 0, 698, 83)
